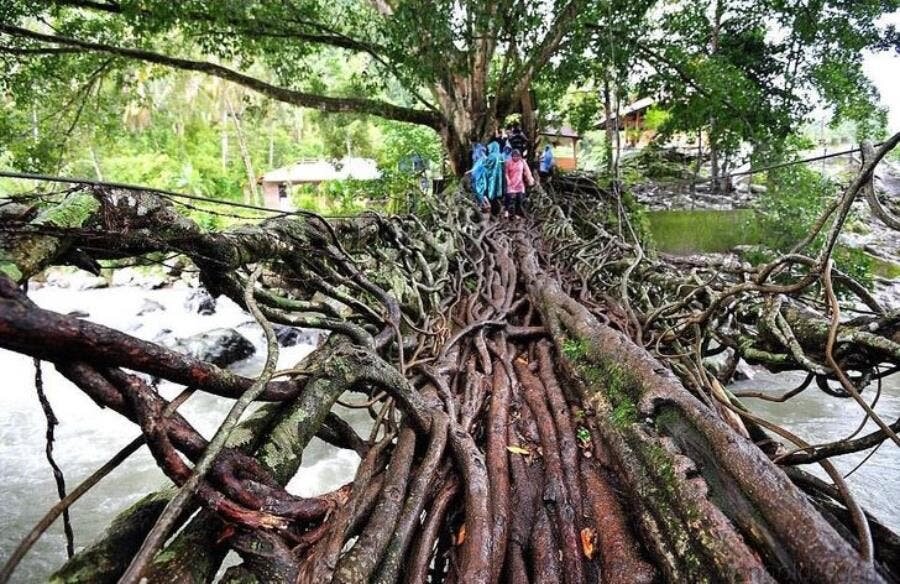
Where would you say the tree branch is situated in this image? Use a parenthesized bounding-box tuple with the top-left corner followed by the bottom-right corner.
(53, 0, 389, 56)
(506, 0, 582, 105)
(0, 24, 442, 128)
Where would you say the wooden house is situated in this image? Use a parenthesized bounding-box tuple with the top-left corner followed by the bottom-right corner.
(539, 126, 581, 171)
(258, 157, 380, 210)
(596, 97, 657, 148)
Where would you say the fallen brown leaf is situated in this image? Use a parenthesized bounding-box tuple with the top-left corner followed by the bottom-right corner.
(456, 524, 467, 545)
(581, 527, 597, 559)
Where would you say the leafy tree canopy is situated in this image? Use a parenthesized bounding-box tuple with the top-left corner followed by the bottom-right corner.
(1, 0, 605, 171)
(0, 0, 896, 174)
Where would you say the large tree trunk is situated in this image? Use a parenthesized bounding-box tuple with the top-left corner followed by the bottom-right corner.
(436, 96, 497, 175)
(1, 145, 899, 582)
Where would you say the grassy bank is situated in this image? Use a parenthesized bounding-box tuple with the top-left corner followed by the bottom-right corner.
(647, 209, 760, 255)
(647, 208, 900, 280)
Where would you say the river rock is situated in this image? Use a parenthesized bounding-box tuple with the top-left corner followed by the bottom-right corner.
(46, 269, 108, 290)
(874, 279, 900, 308)
(733, 360, 756, 381)
(78, 275, 109, 290)
(167, 257, 189, 278)
(185, 288, 217, 315)
(273, 325, 319, 347)
(0, 201, 37, 221)
(137, 299, 165, 316)
(166, 328, 255, 367)
(838, 231, 867, 251)
(111, 267, 167, 289)
(138, 274, 168, 289)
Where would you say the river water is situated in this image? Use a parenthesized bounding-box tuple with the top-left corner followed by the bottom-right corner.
(0, 282, 897, 582)
(0, 283, 366, 583)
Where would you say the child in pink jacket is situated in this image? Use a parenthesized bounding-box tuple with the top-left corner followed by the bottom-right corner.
(504, 149, 535, 218)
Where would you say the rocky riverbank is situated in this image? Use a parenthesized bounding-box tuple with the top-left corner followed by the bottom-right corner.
(638, 157, 900, 306)
(0, 279, 350, 582)
(31, 264, 324, 369)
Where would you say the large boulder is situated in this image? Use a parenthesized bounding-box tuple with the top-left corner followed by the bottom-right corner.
(110, 267, 167, 289)
(46, 269, 109, 290)
(185, 288, 217, 315)
(166, 328, 255, 367)
(733, 360, 756, 381)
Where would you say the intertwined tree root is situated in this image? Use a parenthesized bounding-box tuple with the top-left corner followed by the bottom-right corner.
(0, 155, 898, 583)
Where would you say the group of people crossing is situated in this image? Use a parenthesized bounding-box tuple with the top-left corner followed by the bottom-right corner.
(468, 122, 555, 219)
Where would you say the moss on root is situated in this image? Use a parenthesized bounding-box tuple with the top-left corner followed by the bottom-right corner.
(36, 193, 100, 228)
(561, 334, 640, 428)
(631, 441, 708, 581)
(557, 333, 712, 581)
(0, 193, 100, 283)
(0, 261, 23, 281)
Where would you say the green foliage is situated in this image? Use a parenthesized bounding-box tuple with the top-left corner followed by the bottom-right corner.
(557, 89, 603, 136)
(0, 53, 448, 220)
(642, 107, 670, 131)
(641, 157, 879, 291)
(0, 0, 893, 191)
(191, 211, 224, 232)
(811, 53, 888, 141)
(292, 181, 366, 215)
(624, 145, 694, 182)
(753, 165, 834, 252)
(620, 190, 653, 246)
(648, 209, 758, 255)
(833, 247, 874, 290)
(37, 193, 100, 228)
(0, 0, 614, 165)
(375, 123, 442, 173)
(633, 0, 892, 169)
(751, 163, 873, 287)
(576, 426, 591, 445)
(290, 168, 427, 216)
(578, 130, 609, 172)
(609, 396, 638, 428)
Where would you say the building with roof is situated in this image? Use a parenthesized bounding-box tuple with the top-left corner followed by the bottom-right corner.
(258, 157, 381, 210)
(596, 97, 657, 148)
(539, 126, 581, 170)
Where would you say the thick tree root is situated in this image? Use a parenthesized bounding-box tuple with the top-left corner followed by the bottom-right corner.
(1, 177, 897, 583)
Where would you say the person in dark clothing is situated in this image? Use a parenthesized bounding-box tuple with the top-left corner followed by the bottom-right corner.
(507, 123, 529, 158)
(488, 128, 508, 152)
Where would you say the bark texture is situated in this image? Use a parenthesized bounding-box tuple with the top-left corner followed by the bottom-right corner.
(1, 162, 898, 583)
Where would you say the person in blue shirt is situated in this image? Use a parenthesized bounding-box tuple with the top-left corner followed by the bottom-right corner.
(539, 144, 555, 180)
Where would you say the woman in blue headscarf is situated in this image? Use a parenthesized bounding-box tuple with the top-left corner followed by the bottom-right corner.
(472, 143, 486, 166)
(471, 141, 505, 213)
